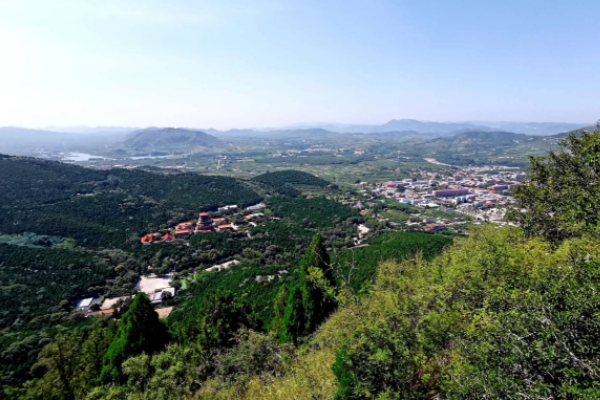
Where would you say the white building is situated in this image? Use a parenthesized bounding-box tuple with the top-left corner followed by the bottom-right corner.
(76, 297, 94, 310)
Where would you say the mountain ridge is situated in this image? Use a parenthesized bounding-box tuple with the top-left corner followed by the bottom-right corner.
(121, 127, 223, 153)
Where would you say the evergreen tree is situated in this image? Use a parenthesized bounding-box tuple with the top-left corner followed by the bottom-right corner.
(279, 284, 307, 345)
(301, 233, 334, 286)
(100, 293, 170, 383)
(197, 290, 255, 348)
(280, 233, 336, 344)
(270, 285, 290, 334)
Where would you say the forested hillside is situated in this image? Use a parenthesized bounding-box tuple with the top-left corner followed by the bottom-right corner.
(252, 170, 329, 187)
(0, 155, 262, 247)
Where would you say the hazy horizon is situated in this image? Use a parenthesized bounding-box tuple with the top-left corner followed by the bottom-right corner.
(5, 117, 592, 133)
(1, 0, 599, 129)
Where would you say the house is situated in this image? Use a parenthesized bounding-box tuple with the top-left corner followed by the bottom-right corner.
(77, 297, 94, 309)
(176, 222, 193, 231)
(218, 205, 238, 213)
(141, 235, 153, 245)
(245, 202, 266, 212)
(357, 224, 371, 239)
(433, 189, 470, 197)
(244, 213, 264, 220)
(423, 224, 446, 232)
(175, 229, 192, 238)
(212, 217, 227, 226)
(217, 224, 234, 232)
(162, 233, 175, 242)
(149, 288, 176, 304)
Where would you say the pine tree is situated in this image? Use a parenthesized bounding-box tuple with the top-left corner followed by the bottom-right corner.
(100, 293, 170, 383)
(280, 233, 336, 344)
(270, 285, 290, 334)
(197, 290, 254, 348)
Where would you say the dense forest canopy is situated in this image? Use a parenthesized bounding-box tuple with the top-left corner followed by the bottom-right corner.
(252, 170, 330, 187)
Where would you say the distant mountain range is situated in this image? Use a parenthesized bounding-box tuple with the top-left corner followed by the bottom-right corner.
(266, 119, 590, 136)
(206, 119, 590, 136)
(43, 126, 139, 135)
(0, 120, 593, 157)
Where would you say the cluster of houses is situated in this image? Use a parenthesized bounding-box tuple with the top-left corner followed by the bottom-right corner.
(368, 176, 517, 211)
(140, 203, 268, 245)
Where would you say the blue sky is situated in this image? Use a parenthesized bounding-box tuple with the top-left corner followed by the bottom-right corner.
(0, 0, 598, 129)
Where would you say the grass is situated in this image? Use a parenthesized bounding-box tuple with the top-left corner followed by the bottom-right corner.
(379, 209, 411, 222)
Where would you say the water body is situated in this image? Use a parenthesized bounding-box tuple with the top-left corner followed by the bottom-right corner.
(129, 154, 170, 160)
(63, 153, 171, 161)
(63, 152, 107, 161)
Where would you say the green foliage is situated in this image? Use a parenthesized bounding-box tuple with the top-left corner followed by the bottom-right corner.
(510, 128, 600, 243)
(100, 294, 170, 383)
(268, 196, 360, 229)
(168, 261, 301, 335)
(0, 244, 107, 329)
(280, 234, 336, 345)
(252, 170, 329, 187)
(332, 348, 353, 400)
(195, 290, 256, 348)
(331, 226, 600, 399)
(332, 231, 453, 292)
(269, 285, 290, 336)
(252, 170, 329, 198)
(278, 285, 308, 345)
(19, 318, 116, 400)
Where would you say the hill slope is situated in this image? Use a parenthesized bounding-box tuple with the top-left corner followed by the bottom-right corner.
(403, 130, 564, 165)
(122, 127, 224, 153)
(0, 155, 262, 247)
(0, 127, 81, 155)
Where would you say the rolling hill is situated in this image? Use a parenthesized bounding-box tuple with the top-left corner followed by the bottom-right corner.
(403, 130, 565, 166)
(121, 127, 224, 153)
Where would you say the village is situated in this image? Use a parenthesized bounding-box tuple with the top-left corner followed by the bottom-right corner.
(344, 165, 526, 234)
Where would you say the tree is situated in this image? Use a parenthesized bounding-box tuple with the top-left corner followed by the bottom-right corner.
(270, 285, 289, 334)
(100, 293, 170, 383)
(279, 284, 308, 345)
(28, 333, 82, 400)
(280, 233, 336, 344)
(197, 290, 255, 348)
(510, 128, 600, 243)
(302, 233, 334, 286)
